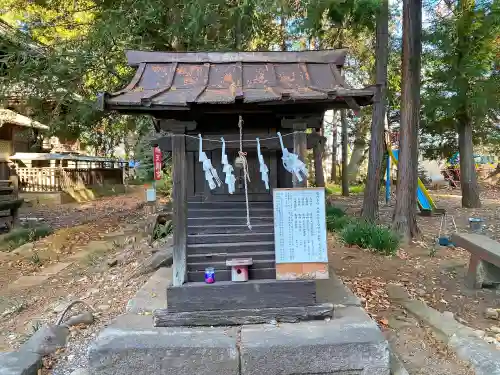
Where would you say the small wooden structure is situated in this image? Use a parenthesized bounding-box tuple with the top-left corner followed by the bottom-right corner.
(10, 153, 125, 192)
(99, 49, 376, 325)
(0, 109, 48, 229)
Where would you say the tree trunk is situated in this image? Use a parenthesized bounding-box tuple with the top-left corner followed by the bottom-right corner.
(362, 0, 389, 221)
(346, 116, 371, 181)
(280, 2, 287, 51)
(456, 0, 481, 208)
(330, 114, 338, 183)
(392, 0, 421, 242)
(341, 110, 349, 196)
(313, 128, 326, 187)
(458, 115, 481, 207)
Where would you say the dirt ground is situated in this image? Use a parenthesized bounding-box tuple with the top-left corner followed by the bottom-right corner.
(0, 190, 157, 353)
(0, 185, 498, 374)
(329, 185, 500, 374)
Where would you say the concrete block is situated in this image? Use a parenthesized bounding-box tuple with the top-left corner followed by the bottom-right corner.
(240, 316, 390, 375)
(21, 325, 69, 356)
(88, 314, 239, 375)
(450, 332, 500, 375)
(0, 351, 41, 375)
(126, 267, 171, 314)
(316, 272, 361, 307)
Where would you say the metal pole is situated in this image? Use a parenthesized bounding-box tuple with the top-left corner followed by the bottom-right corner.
(385, 152, 391, 204)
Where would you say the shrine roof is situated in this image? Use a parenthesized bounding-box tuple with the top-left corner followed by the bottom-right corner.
(99, 49, 377, 113)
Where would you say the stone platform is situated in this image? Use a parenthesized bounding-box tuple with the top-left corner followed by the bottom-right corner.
(87, 268, 390, 375)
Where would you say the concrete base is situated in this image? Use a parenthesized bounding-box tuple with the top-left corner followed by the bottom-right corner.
(88, 270, 389, 375)
(240, 311, 389, 375)
(88, 315, 240, 375)
(88, 311, 389, 375)
(0, 351, 41, 375)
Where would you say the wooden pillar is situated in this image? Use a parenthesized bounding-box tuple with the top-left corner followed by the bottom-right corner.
(293, 124, 308, 188)
(171, 126, 188, 286)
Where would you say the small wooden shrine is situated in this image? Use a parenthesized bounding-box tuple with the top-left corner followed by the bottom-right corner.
(99, 49, 376, 325)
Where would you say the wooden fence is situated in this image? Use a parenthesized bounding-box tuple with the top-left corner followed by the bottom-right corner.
(16, 167, 123, 192)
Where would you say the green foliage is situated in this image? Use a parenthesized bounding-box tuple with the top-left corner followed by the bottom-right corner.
(327, 215, 353, 232)
(326, 205, 346, 218)
(2, 224, 53, 251)
(30, 251, 42, 266)
(340, 220, 400, 255)
(420, 0, 500, 159)
(340, 220, 374, 248)
(326, 204, 351, 232)
(156, 169, 173, 198)
(153, 220, 173, 241)
(367, 225, 400, 255)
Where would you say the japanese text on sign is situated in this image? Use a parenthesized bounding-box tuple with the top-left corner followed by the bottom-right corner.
(153, 146, 162, 181)
(273, 188, 328, 264)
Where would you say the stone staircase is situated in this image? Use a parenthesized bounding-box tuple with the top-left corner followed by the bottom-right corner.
(186, 201, 276, 282)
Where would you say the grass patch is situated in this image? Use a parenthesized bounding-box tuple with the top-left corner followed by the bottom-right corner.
(325, 205, 400, 255)
(340, 220, 400, 255)
(325, 184, 365, 196)
(1, 224, 53, 251)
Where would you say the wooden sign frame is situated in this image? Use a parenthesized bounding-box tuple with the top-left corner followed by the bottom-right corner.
(272, 187, 329, 280)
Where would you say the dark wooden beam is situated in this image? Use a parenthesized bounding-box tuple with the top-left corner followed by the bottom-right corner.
(167, 279, 316, 313)
(153, 303, 334, 327)
(154, 132, 325, 152)
(281, 117, 322, 129)
(158, 119, 197, 132)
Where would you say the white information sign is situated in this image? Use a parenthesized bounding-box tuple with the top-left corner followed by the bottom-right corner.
(273, 188, 328, 264)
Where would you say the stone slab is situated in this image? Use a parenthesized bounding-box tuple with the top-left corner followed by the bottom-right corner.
(316, 271, 361, 307)
(87, 314, 239, 375)
(387, 283, 500, 375)
(126, 267, 171, 314)
(450, 332, 500, 375)
(38, 262, 72, 276)
(0, 351, 41, 375)
(240, 312, 390, 375)
(9, 275, 50, 289)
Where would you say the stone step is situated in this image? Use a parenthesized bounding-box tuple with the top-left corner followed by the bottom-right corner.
(187, 224, 274, 235)
(188, 208, 273, 218)
(187, 250, 275, 264)
(188, 201, 272, 209)
(187, 232, 274, 244)
(187, 241, 275, 255)
(187, 217, 273, 226)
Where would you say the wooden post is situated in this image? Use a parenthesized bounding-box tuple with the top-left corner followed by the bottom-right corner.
(293, 124, 307, 188)
(171, 126, 188, 286)
(9, 175, 18, 199)
(9, 175, 19, 228)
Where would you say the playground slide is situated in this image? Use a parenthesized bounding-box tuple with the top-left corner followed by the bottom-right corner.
(388, 149, 438, 212)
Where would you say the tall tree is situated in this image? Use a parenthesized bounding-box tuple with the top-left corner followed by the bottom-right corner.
(362, 0, 389, 220)
(392, 0, 422, 241)
(421, 0, 499, 207)
(330, 114, 338, 183)
(341, 109, 350, 196)
(314, 127, 326, 187)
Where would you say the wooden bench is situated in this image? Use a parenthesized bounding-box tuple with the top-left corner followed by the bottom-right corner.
(0, 176, 22, 231)
(451, 232, 500, 289)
